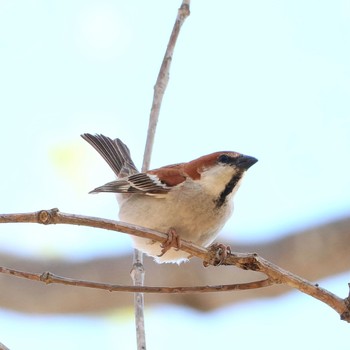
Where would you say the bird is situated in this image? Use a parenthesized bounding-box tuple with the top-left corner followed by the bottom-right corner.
(81, 133, 257, 264)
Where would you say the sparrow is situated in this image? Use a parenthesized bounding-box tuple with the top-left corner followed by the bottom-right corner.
(81, 133, 257, 264)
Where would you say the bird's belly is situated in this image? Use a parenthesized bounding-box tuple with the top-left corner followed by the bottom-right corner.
(118, 193, 233, 263)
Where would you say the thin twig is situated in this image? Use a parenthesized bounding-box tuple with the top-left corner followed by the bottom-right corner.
(131, 248, 146, 350)
(0, 266, 273, 293)
(141, 0, 191, 172)
(135, 2, 190, 347)
(0, 208, 349, 322)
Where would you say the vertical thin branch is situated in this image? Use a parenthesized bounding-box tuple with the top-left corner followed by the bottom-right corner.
(131, 1, 191, 349)
(141, 0, 191, 172)
(131, 250, 146, 350)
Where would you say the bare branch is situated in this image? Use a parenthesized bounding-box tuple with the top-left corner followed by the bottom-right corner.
(131, 250, 146, 350)
(0, 266, 273, 293)
(129, 3, 191, 345)
(0, 208, 350, 322)
(142, 0, 190, 172)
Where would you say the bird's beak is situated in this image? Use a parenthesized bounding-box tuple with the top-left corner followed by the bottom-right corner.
(236, 155, 258, 170)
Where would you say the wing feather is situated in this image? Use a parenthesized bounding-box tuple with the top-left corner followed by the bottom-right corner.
(89, 173, 171, 195)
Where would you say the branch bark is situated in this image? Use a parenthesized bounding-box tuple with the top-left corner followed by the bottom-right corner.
(1, 209, 349, 322)
(0, 266, 273, 293)
(142, 0, 190, 172)
(134, 3, 191, 347)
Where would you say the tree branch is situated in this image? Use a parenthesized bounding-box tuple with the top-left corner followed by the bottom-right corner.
(135, 3, 191, 346)
(0, 266, 273, 293)
(1, 208, 350, 322)
(142, 0, 190, 172)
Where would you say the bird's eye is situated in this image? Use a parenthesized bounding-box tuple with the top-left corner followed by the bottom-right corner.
(218, 154, 230, 164)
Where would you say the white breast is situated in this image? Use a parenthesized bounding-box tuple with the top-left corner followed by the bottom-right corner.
(118, 175, 235, 263)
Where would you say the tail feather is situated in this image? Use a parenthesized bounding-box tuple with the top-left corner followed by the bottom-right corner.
(81, 133, 138, 177)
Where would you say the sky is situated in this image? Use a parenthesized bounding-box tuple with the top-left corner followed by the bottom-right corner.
(0, 0, 350, 349)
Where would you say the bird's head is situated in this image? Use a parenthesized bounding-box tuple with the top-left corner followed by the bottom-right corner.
(184, 151, 258, 206)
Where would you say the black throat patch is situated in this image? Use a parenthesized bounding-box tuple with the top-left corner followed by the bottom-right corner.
(215, 172, 243, 208)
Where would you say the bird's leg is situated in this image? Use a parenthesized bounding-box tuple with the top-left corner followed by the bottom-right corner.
(203, 243, 232, 267)
(158, 227, 181, 257)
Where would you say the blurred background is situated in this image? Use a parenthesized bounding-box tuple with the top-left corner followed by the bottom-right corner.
(0, 0, 350, 349)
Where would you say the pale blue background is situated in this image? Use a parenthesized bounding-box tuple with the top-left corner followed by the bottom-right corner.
(0, 1, 349, 349)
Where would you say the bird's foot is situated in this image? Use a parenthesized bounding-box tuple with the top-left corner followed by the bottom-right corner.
(203, 243, 232, 267)
(158, 228, 181, 257)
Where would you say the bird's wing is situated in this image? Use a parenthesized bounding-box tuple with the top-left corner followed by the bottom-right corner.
(90, 167, 187, 195)
(89, 173, 169, 195)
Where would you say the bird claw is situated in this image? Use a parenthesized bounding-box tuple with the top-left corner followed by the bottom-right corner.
(203, 243, 232, 267)
(158, 228, 181, 257)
